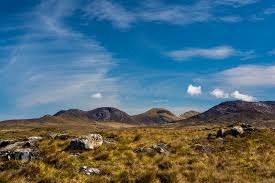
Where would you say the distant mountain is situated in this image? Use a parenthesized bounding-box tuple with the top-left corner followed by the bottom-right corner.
(179, 111, 200, 120)
(54, 107, 135, 124)
(181, 101, 275, 127)
(132, 108, 179, 124)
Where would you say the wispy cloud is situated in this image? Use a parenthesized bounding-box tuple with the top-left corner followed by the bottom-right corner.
(1, 0, 121, 113)
(84, 0, 251, 30)
(215, 0, 259, 7)
(264, 6, 275, 15)
(85, 0, 136, 29)
(268, 49, 275, 55)
(217, 16, 242, 23)
(166, 45, 254, 61)
(217, 65, 275, 86)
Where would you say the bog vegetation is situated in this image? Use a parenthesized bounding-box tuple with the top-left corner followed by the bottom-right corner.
(0, 124, 274, 183)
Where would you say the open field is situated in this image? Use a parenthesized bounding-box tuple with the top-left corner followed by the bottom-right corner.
(0, 123, 274, 183)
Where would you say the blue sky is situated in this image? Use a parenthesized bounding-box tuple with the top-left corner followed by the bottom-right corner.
(1, 0, 275, 120)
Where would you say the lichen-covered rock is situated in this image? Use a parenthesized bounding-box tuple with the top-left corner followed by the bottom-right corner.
(135, 143, 170, 154)
(80, 166, 101, 175)
(2, 148, 38, 161)
(231, 126, 244, 137)
(67, 134, 103, 150)
(152, 143, 170, 154)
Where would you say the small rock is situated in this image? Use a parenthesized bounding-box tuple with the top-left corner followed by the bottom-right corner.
(67, 134, 103, 150)
(80, 166, 101, 175)
(152, 143, 170, 154)
(231, 126, 244, 137)
(216, 129, 226, 138)
(55, 134, 77, 140)
(0, 140, 14, 148)
(135, 147, 153, 154)
(27, 136, 43, 141)
(240, 123, 252, 128)
(244, 127, 255, 133)
(8, 148, 36, 161)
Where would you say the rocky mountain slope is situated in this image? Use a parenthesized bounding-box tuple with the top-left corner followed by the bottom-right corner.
(179, 111, 200, 120)
(54, 107, 135, 124)
(182, 101, 275, 127)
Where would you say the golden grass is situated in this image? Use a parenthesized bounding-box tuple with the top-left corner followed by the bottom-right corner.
(0, 124, 274, 183)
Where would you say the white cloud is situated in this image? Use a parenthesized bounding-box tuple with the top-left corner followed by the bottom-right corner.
(84, 0, 251, 30)
(217, 65, 275, 86)
(85, 0, 136, 29)
(211, 89, 229, 98)
(91, 92, 103, 99)
(2, 0, 121, 110)
(215, 0, 259, 7)
(217, 16, 242, 23)
(264, 6, 275, 15)
(167, 46, 236, 61)
(230, 91, 256, 102)
(187, 84, 202, 96)
(268, 49, 275, 55)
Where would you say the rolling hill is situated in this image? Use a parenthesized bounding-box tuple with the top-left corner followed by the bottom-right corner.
(181, 101, 275, 127)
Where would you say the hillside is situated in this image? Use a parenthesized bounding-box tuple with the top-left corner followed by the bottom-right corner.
(182, 101, 275, 127)
(54, 107, 135, 124)
(179, 111, 200, 120)
(132, 108, 179, 124)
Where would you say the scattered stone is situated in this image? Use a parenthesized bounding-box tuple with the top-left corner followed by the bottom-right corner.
(27, 136, 43, 141)
(135, 143, 170, 154)
(67, 134, 103, 150)
(80, 166, 101, 175)
(135, 147, 154, 154)
(240, 123, 252, 128)
(244, 127, 255, 133)
(231, 126, 244, 137)
(0, 140, 14, 148)
(0, 148, 38, 161)
(152, 143, 170, 154)
(103, 138, 115, 144)
(55, 134, 77, 140)
(216, 129, 226, 138)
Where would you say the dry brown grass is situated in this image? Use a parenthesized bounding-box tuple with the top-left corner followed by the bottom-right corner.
(0, 123, 274, 183)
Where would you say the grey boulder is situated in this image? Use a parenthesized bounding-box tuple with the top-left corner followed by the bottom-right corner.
(68, 134, 103, 150)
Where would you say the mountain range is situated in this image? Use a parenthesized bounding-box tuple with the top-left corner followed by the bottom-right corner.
(1, 101, 275, 127)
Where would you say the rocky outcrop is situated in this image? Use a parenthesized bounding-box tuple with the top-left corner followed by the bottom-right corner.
(80, 166, 101, 175)
(67, 134, 103, 150)
(212, 124, 256, 139)
(135, 143, 170, 154)
(0, 138, 41, 161)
